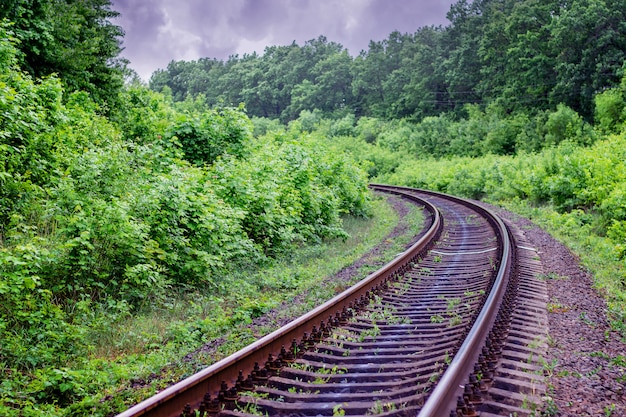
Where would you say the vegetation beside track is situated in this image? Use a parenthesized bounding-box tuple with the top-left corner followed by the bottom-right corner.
(374, 133, 626, 336)
(3, 0, 626, 414)
(26, 196, 420, 417)
(278, 107, 626, 338)
(0, 26, 373, 416)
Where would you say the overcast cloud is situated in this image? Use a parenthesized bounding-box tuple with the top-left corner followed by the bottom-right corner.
(111, 0, 456, 81)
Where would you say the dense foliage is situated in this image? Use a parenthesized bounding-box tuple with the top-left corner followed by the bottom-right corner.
(0, 0, 126, 108)
(375, 128, 626, 328)
(150, 0, 626, 122)
(0, 23, 370, 415)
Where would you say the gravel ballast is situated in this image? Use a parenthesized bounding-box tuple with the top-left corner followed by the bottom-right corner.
(490, 206, 626, 417)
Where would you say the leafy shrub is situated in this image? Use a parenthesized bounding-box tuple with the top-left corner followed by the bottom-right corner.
(408, 115, 453, 158)
(297, 109, 322, 132)
(167, 105, 252, 165)
(211, 134, 370, 254)
(250, 116, 284, 136)
(594, 83, 626, 134)
(607, 219, 626, 259)
(0, 22, 379, 415)
(0, 236, 88, 372)
(43, 142, 258, 298)
(376, 119, 416, 153)
(113, 86, 175, 144)
(355, 116, 384, 144)
(0, 27, 64, 225)
(544, 103, 595, 147)
(327, 113, 356, 137)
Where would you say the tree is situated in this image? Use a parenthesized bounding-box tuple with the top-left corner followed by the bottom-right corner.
(594, 67, 626, 133)
(352, 33, 412, 118)
(549, 0, 626, 119)
(0, 0, 127, 109)
(498, 0, 558, 112)
(144, 0, 626, 125)
(286, 50, 354, 119)
(390, 26, 449, 119)
(441, 0, 485, 112)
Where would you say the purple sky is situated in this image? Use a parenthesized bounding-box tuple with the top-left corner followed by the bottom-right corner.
(111, 0, 456, 81)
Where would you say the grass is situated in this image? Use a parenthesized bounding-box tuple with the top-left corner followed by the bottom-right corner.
(367, 400, 397, 415)
(537, 272, 568, 281)
(547, 298, 569, 313)
(55, 194, 425, 415)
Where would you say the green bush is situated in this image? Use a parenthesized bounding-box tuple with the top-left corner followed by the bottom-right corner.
(0, 32, 373, 416)
(42, 142, 258, 298)
(211, 133, 370, 254)
(0, 27, 63, 225)
(250, 116, 284, 136)
(355, 116, 384, 144)
(167, 105, 252, 166)
(595, 87, 626, 134)
(113, 86, 175, 145)
(0, 239, 87, 371)
(545, 103, 595, 147)
(594, 71, 626, 134)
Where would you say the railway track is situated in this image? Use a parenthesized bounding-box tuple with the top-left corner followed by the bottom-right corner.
(116, 185, 548, 417)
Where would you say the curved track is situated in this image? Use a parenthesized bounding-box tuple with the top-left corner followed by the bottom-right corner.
(116, 185, 547, 417)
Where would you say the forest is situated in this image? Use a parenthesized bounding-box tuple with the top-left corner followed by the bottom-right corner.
(150, 0, 626, 124)
(1, 0, 626, 416)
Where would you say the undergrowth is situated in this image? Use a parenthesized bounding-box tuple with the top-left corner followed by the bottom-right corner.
(0, 195, 423, 416)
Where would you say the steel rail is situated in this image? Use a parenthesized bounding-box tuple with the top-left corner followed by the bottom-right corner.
(370, 184, 514, 417)
(116, 188, 441, 417)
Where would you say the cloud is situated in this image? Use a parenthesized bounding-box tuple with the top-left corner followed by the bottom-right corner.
(111, 0, 454, 81)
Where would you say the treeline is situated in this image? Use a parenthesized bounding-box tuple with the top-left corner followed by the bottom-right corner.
(150, 0, 626, 123)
